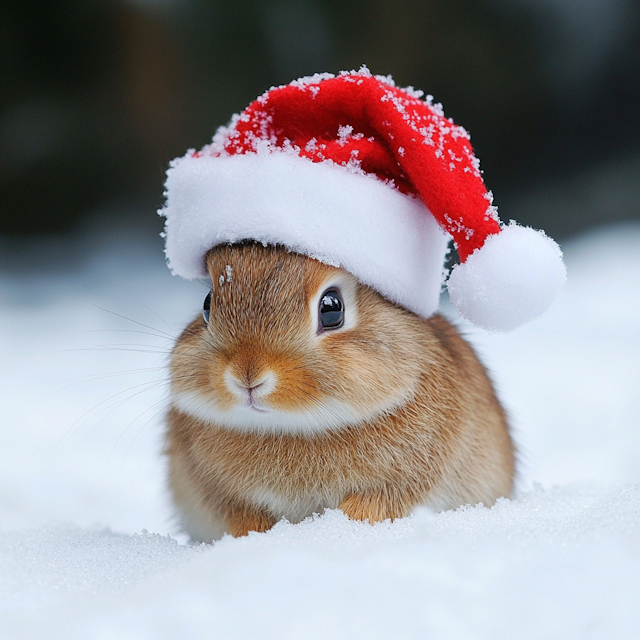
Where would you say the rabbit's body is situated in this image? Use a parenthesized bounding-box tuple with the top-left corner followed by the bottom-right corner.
(166, 243, 514, 541)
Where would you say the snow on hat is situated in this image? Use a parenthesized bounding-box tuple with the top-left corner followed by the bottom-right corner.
(160, 67, 566, 332)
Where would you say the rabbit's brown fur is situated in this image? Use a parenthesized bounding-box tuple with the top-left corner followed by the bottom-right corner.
(166, 243, 514, 541)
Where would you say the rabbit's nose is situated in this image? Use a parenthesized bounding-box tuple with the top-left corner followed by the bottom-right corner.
(225, 370, 276, 399)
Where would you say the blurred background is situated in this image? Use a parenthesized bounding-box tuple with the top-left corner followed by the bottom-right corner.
(2, 0, 639, 244)
(0, 1, 639, 537)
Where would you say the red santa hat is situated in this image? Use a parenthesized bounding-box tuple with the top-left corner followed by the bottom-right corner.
(160, 68, 566, 332)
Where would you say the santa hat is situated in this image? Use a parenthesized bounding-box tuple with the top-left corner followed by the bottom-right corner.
(160, 68, 566, 332)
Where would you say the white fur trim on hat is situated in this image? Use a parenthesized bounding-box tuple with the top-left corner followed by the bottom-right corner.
(161, 151, 449, 318)
(447, 223, 567, 332)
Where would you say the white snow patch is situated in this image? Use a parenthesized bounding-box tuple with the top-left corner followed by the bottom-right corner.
(0, 221, 639, 638)
(1, 488, 638, 639)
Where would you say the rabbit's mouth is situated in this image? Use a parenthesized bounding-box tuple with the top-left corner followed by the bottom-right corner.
(246, 398, 270, 413)
(228, 375, 274, 414)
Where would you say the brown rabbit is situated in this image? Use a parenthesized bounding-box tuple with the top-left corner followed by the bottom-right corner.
(166, 242, 515, 542)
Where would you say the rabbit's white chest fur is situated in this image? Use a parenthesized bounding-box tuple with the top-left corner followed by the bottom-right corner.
(172, 389, 369, 435)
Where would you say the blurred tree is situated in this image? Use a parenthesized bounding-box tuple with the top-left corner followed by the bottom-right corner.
(1, 0, 638, 237)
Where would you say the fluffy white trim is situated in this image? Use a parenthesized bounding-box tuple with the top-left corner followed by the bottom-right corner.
(161, 151, 449, 317)
(447, 224, 567, 332)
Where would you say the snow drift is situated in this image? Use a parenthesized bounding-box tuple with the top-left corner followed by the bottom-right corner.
(0, 221, 639, 639)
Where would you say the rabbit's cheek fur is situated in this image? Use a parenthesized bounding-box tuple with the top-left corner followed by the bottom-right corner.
(170, 339, 393, 434)
(169, 330, 364, 433)
(170, 315, 420, 434)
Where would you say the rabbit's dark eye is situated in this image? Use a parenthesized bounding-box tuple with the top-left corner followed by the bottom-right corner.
(203, 290, 212, 324)
(319, 289, 344, 330)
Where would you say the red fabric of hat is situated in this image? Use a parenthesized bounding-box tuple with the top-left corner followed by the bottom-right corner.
(213, 73, 499, 262)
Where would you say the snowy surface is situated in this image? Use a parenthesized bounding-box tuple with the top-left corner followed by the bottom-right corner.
(0, 222, 639, 639)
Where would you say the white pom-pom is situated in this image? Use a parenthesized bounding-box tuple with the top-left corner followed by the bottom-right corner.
(447, 223, 567, 332)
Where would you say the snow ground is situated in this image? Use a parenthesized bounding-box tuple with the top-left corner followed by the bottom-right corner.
(0, 221, 639, 639)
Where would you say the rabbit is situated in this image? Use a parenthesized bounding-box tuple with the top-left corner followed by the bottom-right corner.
(165, 241, 515, 542)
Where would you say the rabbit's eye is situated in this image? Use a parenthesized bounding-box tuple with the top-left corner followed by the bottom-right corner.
(319, 289, 344, 330)
(203, 290, 212, 324)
